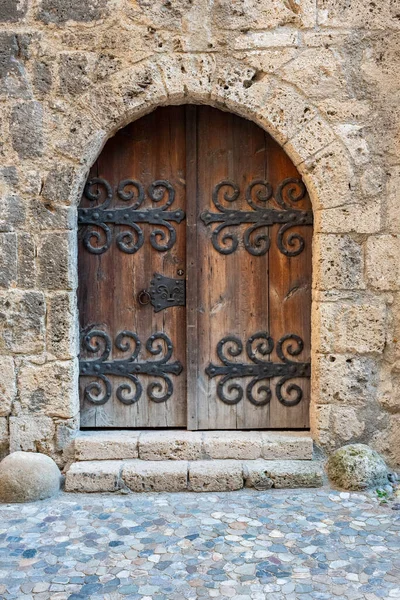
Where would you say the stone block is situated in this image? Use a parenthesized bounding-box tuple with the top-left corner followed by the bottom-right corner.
(0, 0, 28, 22)
(59, 53, 91, 96)
(122, 460, 188, 492)
(203, 431, 262, 459)
(335, 124, 370, 166)
(33, 61, 53, 97)
(232, 30, 299, 50)
(139, 431, 202, 461)
(284, 116, 336, 166)
(159, 53, 215, 103)
(75, 431, 139, 461)
(81, 62, 167, 134)
(318, 0, 400, 29)
(0, 417, 8, 459)
(65, 460, 122, 493)
(372, 415, 400, 468)
(316, 199, 381, 235)
(366, 235, 400, 291)
(9, 415, 55, 453)
(54, 107, 106, 165)
(315, 300, 387, 355)
(46, 292, 78, 360)
(0, 33, 29, 100)
(17, 359, 79, 419)
(0, 233, 17, 288)
(242, 460, 274, 490)
(313, 354, 378, 407)
(212, 0, 316, 30)
(0, 291, 45, 354)
(28, 199, 75, 231)
(243, 460, 323, 489)
(261, 432, 313, 460)
(55, 416, 79, 453)
(314, 234, 365, 290)
(0, 356, 16, 416)
(189, 460, 243, 492)
(17, 233, 36, 289)
(37, 232, 76, 290)
(387, 167, 400, 233)
(42, 165, 78, 205)
(301, 141, 355, 210)
(38, 0, 110, 23)
(11, 102, 43, 159)
(334, 303, 387, 354)
(235, 49, 299, 75)
(279, 48, 348, 100)
(330, 407, 365, 442)
(251, 80, 318, 145)
(0, 195, 26, 231)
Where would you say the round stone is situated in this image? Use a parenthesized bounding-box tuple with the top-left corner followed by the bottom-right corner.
(0, 451, 61, 503)
(327, 444, 389, 491)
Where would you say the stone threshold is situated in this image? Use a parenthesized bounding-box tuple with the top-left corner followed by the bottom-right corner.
(65, 458, 324, 493)
(73, 429, 314, 462)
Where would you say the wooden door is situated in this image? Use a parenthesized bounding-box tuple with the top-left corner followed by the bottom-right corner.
(78, 106, 312, 429)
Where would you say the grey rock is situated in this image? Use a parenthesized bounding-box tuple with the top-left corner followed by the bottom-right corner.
(33, 61, 52, 96)
(0, 451, 61, 503)
(0, 290, 45, 354)
(42, 165, 76, 205)
(0, 33, 30, 99)
(37, 0, 109, 23)
(0, 34, 18, 79)
(0, 233, 17, 288)
(0, 0, 27, 22)
(327, 444, 389, 491)
(59, 53, 90, 95)
(11, 102, 43, 159)
(37, 233, 73, 290)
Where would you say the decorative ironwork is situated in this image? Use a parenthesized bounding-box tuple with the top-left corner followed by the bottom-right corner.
(200, 179, 313, 256)
(149, 273, 186, 312)
(79, 329, 183, 406)
(205, 332, 310, 407)
(78, 178, 185, 254)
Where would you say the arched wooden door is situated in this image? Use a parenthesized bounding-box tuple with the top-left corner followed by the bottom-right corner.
(78, 106, 312, 429)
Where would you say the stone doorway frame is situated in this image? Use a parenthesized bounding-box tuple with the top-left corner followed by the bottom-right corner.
(10, 54, 375, 463)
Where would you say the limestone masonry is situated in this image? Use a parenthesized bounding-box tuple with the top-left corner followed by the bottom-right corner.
(0, 0, 399, 467)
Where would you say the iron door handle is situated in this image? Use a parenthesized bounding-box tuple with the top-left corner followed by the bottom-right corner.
(138, 290, 151, 305)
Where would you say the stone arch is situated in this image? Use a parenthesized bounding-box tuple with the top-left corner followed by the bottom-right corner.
(55, 54, 357, 448)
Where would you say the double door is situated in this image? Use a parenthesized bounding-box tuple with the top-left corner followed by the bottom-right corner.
(78, 106, 312, 429)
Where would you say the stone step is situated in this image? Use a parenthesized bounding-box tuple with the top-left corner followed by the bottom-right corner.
(65, 458, 324, 493)
(73, 430, 313, 462)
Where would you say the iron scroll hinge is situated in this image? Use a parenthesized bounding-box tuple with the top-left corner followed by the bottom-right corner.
(200, 178, 313, 256)
(205, 332, 310, 407)
(79, 329, 183, 406)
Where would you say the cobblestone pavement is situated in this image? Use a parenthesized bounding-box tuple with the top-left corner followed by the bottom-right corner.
(0, 489, 399, 600)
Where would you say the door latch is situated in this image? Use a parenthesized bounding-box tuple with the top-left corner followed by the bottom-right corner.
(149, 273, 186, 312)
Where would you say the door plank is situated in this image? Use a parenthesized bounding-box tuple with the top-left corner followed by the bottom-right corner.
(78, 106, 187, 428)
(186, 106, 200, 430)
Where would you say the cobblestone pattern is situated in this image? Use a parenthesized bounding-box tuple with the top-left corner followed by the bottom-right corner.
(0, 489, 399, 599)
(0, 1, 399, 466)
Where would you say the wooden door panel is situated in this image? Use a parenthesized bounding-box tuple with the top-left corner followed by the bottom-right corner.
(189, 106, 312, 429)
(78, 107, 187, 428)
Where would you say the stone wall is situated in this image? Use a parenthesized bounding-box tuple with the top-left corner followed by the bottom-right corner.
(0, 0, 399, 467)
